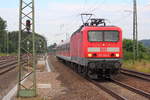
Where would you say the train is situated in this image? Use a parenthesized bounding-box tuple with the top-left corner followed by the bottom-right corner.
(55, 18, 123, 79)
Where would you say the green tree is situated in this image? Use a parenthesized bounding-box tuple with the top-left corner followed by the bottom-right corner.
(0, 17, 47, 54)
(0, 17, 7, 30)
(123, 39, 150, 60)
(8, 31, 47, 54)
(0, 17, 7, 53)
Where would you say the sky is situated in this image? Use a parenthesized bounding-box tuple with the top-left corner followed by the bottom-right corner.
(0, 0, 150, 45)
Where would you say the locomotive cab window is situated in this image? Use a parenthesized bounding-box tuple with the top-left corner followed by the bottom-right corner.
(88, 30, 119, 42)
(88, 31, 103, 42)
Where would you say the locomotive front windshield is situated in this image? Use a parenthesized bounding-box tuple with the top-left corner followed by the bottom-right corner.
(88, 31, 119, 42)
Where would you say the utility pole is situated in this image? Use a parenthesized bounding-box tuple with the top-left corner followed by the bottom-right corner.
(6, 32, 8, 56)
(133, 0, 138, 62)
(5, 31, 9, 56)
(17, 0, 36, 97)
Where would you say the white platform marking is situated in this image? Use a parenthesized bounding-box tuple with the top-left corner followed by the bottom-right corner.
(2, 73, 28, 100)
(2, 85, 17, 100)
(46, 56, 51, 72)
(37, 84, 51, 89)
(2, 55, 52, 100)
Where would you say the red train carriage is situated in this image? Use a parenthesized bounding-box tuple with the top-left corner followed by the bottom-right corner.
(56, 18, 123, 78)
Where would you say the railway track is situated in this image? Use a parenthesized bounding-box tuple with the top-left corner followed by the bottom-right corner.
(59, 58, 150, 99)
(90, 80, 127, 100)
(83, 68, 150, 99)
(89, 79, 150, 100)
(111, 79, 150, 99)
(0, 56, 16, 60)
(121, 68, 150, 81)
(0, 60, 17, 75)
(0, 59, 16, 66)
(0, 57, 27, 75)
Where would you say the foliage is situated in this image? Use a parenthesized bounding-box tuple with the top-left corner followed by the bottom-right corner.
(7, 31, 47, 54)
(0, 17, 7, 53)
(0, 16, 47, 54)
(0, 17, 7, 30)
(123, 60, 150, 73)
(123, 39, 150, 60)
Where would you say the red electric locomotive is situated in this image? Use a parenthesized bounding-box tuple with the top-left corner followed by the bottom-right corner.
(56, 18, 122, 78)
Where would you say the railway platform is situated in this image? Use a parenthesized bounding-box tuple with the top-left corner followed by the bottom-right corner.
(1, 55, 58, 100)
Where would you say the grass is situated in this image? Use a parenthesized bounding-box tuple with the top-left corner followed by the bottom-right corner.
(16, 97, 44, 100)
(0, 53, 7, 56)
(0, 53, 17, 56)
(123, 60, 150, 73)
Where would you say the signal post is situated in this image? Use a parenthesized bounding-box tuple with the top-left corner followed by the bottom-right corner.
(17, 0, 36, 97)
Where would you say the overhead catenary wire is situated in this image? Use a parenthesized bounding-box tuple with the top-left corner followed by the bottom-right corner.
(53, 0, 108, 40)
(82, 0, 88, 13)
(87, 0, 106, 13)
(53, 0, 143, 44)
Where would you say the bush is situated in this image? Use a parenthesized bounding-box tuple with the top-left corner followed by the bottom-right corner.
(123, 39, 150, 61)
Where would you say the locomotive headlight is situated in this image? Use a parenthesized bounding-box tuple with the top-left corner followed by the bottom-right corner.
(88, 53, 93, 57)
(116, 53, 120, 57)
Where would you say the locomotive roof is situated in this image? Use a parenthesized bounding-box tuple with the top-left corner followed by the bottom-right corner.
(71, 25, 121, 37)
(57, 25, 121, 47)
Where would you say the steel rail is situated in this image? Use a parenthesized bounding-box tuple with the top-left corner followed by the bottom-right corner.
(0, 64, 17, 75)
(0, 61, 27, 75)
(0, 59, 17, 66)
(0, 61, 17, 69)
(83, 77, 127, 100)
(111, 79, 150, 99)
(0, 58, 15, 62)
(121, 68, 150, 76)
(0, 57, 28, 75)
(0, 56, 16, 60)
(121, 68, 150, 81)
(91, 80, 127, 100)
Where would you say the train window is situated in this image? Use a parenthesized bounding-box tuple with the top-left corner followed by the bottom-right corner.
(88, 30, 119, 42)
(88, 31, 103, 42)
(104, 31, 119, 42)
